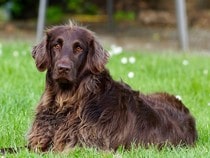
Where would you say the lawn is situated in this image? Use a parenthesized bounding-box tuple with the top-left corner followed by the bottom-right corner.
(0, 41, 209, 157)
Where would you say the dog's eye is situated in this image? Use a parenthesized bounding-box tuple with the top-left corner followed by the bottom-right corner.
(74, 46, 83, 54)
(53, 44, 61, 50)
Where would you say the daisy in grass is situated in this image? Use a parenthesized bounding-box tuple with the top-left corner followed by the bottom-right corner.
(203, 69, 208, 75)
(182, 59, 189, 66)
(175, 95, 182, 101)
(109, 44, 123, 56)
(129, 56, 136, 64)
(13, 50, 19, 57)
(128, 72, 134, 78)
(121, 57, 128, 64)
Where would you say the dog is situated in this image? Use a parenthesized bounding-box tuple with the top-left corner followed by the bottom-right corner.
(27, 22, 197, 152)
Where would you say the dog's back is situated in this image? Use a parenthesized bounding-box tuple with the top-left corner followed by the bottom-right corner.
(133, 92, 197, 148)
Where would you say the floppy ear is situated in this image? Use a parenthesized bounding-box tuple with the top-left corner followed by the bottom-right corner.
(32, 37, 49, 72)
(87, 39, 109, 74)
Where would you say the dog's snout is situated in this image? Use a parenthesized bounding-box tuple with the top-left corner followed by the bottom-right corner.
(57, 63, 71, 72)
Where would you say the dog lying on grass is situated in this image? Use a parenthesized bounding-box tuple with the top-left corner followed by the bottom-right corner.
(26, 22, 198, 152)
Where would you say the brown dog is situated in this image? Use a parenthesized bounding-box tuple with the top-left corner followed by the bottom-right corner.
(28, 22, 197, 152)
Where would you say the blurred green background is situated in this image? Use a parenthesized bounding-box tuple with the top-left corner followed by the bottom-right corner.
(1, 0, 210, 51)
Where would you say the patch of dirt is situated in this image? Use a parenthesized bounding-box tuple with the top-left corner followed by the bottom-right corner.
(0, 21, 210, 53)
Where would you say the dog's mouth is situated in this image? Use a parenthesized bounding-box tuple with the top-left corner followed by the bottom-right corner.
(56, 77, 71, 84)
(53, 72, 76, 88)
(52, 67, 77, 89)
(54, 77, 75, 90)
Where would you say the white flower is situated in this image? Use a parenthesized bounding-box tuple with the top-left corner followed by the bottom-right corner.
(203, 69, 208, 75)
(13, 51, 19, 57)
(109, 44, 123, 56)
(175, 95, 182, 101)
(121, 57, 128, 64)
(182, 60, 189, 66)
(129, 56, 136, 64)
(128, 72, 134, 78)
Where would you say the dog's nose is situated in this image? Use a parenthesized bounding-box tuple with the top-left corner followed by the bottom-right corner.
(57, 64, 71, 72)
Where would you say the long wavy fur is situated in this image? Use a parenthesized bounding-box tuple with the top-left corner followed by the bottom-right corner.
(27, 22, 197, 153)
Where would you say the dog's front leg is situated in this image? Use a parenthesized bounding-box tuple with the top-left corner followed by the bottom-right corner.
(27, 109, 56, 152)
(52, 117, 80, 152)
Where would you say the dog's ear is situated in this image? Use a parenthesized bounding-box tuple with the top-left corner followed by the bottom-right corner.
(87, 38, 109, 74)
(32, 37, 49, 72)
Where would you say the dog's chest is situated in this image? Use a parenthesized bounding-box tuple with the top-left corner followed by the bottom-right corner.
(52, 102, 113, 150)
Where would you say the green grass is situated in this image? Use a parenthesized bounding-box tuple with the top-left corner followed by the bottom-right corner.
(0, 41, 209, 157)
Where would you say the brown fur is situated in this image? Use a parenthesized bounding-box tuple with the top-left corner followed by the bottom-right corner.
(28, 23, 197, 152)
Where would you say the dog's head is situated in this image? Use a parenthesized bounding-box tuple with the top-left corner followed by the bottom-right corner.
(32, 23, 109, 86)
